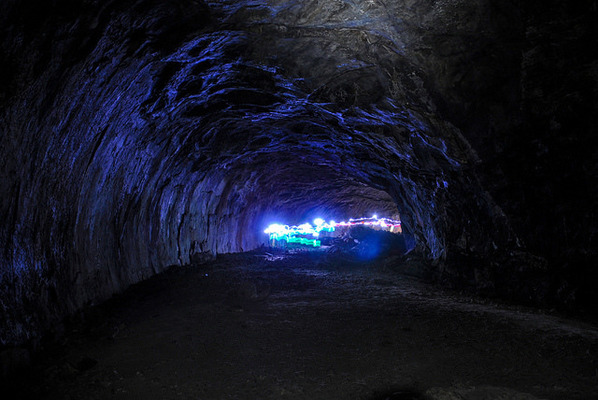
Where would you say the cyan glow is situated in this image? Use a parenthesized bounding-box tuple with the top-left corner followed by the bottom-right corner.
(287, 236, 321, 247)
(264, 219, 336, 247)
(264, 215, 402, 247)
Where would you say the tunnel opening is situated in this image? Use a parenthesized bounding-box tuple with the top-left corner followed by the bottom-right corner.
(262, 214, 413, 264)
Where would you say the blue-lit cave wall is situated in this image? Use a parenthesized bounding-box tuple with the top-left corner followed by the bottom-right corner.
(1, 0, 596, 347)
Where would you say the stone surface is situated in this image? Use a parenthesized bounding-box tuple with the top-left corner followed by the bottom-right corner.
(0, 0, 596, 347)
(426, 386, 543, 400)
(7, 252, 598, 399)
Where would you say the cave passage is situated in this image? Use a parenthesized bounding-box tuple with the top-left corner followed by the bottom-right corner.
(1, 0, 597, 394)
(2, 0, 497, 346)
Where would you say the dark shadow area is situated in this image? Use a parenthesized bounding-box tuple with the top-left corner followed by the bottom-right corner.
(328, 226, 412, 261)
(367, 388, 426, 400)
(4, 250, 598, 399)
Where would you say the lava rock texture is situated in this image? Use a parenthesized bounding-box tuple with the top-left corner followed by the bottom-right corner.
(1, 0, 596, 347)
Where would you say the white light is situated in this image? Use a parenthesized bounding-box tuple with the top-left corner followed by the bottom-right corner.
(264, 224, 287, 235)
(314, 218, 325, 226)
(373, 214, 378, 219)
(298, 223, 313, 232)
(330, 220, 336, 226)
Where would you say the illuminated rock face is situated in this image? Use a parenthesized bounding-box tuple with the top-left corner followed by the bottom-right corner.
(0, 0, 596, 345)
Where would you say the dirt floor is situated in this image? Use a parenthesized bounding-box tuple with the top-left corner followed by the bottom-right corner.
(9, 249, 598, 399)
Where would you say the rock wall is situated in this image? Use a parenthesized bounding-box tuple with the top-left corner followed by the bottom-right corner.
(0, 0, 596, 347)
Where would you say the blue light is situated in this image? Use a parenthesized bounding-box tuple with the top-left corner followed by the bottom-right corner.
(264, 215, 401, 248)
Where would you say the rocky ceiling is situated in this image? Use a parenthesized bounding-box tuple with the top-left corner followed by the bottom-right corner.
(0, 0, 596, 346)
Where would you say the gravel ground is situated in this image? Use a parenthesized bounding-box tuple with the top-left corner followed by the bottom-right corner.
(11, 250, 598, 399)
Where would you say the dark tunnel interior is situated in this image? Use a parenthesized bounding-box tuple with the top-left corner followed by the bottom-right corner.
(1, 0, 597, 398)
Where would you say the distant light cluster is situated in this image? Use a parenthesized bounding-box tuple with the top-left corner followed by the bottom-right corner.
(264, 216, 402, 247)
(264, 219, 336, 247)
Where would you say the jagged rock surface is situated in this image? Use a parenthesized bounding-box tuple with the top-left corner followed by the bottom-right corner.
(0, 0, 596, 347)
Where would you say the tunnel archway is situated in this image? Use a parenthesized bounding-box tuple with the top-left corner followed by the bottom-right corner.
(1, 0, 596, 349)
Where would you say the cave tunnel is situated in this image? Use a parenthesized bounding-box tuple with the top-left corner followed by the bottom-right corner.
(1, 0, 597, 398)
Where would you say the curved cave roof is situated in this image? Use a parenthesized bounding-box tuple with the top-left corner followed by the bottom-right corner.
(0, 0, 596, 345)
